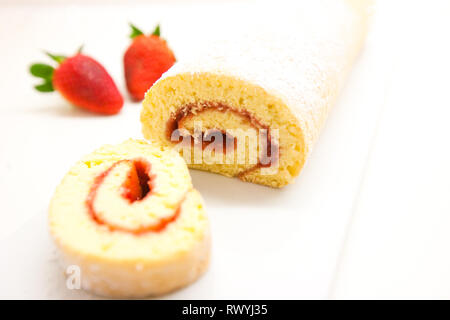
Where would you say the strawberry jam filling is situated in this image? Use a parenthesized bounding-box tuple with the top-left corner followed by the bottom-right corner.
(166, 102, 279, 177)
(121, 159, 152, 202)
(86, 159, 182, 234)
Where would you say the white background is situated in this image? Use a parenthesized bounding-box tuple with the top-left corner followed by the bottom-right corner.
(0, 0, 449, 299)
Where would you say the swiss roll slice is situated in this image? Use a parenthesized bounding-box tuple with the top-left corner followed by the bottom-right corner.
(49, 139, 210, 298)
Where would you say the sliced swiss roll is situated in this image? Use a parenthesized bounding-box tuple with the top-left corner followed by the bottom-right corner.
(49, 140, 210, 298)
(141, 0, 371, 188)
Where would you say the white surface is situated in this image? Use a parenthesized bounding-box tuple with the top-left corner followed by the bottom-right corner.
(0, 0, 449, 299)
(332, 0, 450, 299)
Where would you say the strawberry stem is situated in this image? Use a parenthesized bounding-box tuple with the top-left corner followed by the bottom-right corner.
(30, 63, 54, 78)
(129, 23, 144, 39)
(30, 63, 55, 93)
(151, 24, 160, 37)
(45, 52, 66, 64)
(34, 81, 54, 92)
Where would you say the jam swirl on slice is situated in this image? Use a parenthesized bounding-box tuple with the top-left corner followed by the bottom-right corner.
(86, 159, 182, 234)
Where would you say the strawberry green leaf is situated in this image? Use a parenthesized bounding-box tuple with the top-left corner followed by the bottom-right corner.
(152, 24, 161, 37)
(129, 23, 144, 39)
(77, 44, 84, 54)
(45, 52, 66, 64)
(30, 63, 54, 79)
(34, 80, 54, 92)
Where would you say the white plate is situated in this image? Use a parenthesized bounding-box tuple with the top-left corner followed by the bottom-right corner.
(0, 1, 391, 299)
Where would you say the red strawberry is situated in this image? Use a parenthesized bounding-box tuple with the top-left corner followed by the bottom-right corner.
(30, 50, 123, 115)
(124, 24, 176, 101)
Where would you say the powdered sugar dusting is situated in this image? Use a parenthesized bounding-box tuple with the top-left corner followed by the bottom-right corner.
(160, 0, 370, 152)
